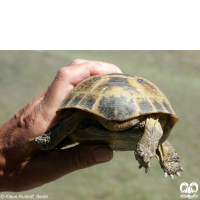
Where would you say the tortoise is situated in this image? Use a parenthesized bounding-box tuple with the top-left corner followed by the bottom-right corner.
(33, 73, 184, 179)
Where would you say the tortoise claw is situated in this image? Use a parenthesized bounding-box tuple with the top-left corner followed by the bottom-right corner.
(148, 163, 151, 170)
(180, 167, 184, 172)
(139, 164, 142, 169)
(145, 162, 151, 173)
(164, 172, 168, 178)
(170, 174, 174, 179)
(176, 172, 181, 178)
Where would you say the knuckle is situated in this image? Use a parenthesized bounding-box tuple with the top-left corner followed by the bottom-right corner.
(56, 67, 71, 80)
(20, 113, 35, 129)
(19, 106, 41, 129)
(69, 59, 83, 66)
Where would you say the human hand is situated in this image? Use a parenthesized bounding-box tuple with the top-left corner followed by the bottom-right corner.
(0, 59, 122, 192)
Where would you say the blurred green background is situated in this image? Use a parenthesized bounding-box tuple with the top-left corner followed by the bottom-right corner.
(0, 51, 199, 200)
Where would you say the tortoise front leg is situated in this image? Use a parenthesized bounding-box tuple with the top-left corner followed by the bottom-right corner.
(32, 110, 89, 151)
(134, 115, 163, 173)
(155, 140, 184, 179)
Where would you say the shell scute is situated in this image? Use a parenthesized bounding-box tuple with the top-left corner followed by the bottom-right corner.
(137, 97, 153, 114)
(69, 94, 84, 107)
(98, 95, 137, 120)
(79, 94, 97, 111)
(73, 76, 102, 93)
(62, 93, 74, 107)
(162, 100, 173, 114)
(95, 77, 130, 94)
(136, 77, 162, 97)
(150, 98, 165, 112)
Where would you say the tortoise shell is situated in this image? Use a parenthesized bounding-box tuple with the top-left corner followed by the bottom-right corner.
(57, 73, 178, 126)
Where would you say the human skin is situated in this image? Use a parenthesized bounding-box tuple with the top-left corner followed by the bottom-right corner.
(0, 59, 122, 192)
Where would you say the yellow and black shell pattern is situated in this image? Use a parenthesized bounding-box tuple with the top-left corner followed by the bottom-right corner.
(57, 73, 178, 125)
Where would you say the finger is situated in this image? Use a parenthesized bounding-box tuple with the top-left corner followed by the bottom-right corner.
(96, 61, 123, 74)
(65, 61, 122, 86)
(68, 59, 122, 75)
(20, 144, 113, 191)
(40, 61, 122, 123)
(68, 58, 89, 66)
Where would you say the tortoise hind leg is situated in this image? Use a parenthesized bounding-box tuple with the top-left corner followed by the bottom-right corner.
(134, 115, 163, 173)
(32, 110, 89, 151)
(155, 140, 184, 179)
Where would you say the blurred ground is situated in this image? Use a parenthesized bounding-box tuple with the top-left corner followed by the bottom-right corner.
(0, 51, 200, 200)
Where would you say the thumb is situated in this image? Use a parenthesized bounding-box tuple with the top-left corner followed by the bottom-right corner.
(16, 144, 113, 191)
(37, 144, 113, 179)
(28, 144, 113, 188)
(61, 144, 113, 171)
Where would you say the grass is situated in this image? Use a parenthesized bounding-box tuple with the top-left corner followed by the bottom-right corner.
(0, 50, 200, 200)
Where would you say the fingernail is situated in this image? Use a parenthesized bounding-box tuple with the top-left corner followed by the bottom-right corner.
(92, 146, 113, 162)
